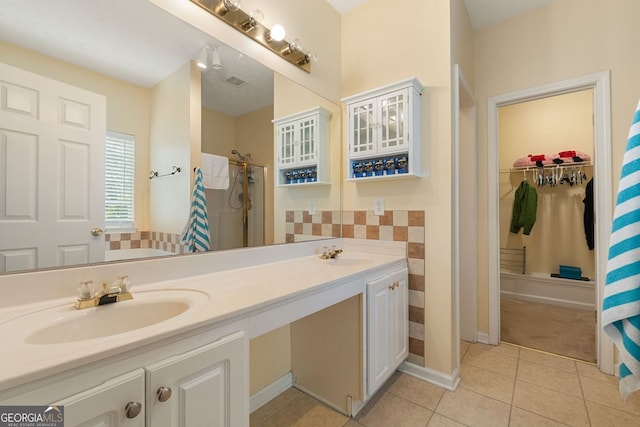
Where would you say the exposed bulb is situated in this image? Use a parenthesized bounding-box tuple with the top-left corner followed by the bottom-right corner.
(223, 0, 241, 12)
(291, 39, 303, 52)
(270, 24, 286, 42)
(249, 9, 264, 23)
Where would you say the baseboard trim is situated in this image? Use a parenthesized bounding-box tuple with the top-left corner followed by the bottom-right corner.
(249, 372, 293, 413)
(398, 361, 460, 391)
(501, 290, 595, 311)
(476, 332, 490, 344)
(292, 383, 350, 416)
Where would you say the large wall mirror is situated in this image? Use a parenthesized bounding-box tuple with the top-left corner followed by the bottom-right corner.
(0, 0, 342, 275)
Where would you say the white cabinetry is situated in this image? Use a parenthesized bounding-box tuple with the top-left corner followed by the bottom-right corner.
(55, 369, 145, 427)
(343, 78, 423, 180)
(366, 268, 408, 396)
(1, 329, 248, 427)
(274, 106, 331, 186)
(145, 331, 247, 427)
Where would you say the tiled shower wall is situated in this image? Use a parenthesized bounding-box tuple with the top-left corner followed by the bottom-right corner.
(105, 231, 187, 254)
(286, 209, 426, 366)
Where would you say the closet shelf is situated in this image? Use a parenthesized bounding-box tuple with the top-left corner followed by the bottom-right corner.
(500, 161, 592, 173)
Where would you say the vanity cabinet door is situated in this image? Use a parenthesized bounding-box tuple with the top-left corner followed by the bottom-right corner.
(377, 89, 410, 154)
(366, 268, 409, 396)
(145, 330, 248, 427)
(348, 97, 378, 158)
(296, 115, 319, 166)
(54, 369, 145, 427)
(276, 121, 297, 167)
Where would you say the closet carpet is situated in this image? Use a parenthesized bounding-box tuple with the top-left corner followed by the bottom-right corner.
(501, 297, 596, 362)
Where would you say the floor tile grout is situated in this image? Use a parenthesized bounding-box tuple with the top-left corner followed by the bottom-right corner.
(252, 341, 634, 427)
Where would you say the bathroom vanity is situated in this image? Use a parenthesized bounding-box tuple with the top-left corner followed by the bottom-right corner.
(0, 239, 407, 426)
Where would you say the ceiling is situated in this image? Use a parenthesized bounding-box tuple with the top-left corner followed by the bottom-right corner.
(0, 0, 273, 117)
(0, 0, 556, 117)
(326, 0, 556, 29)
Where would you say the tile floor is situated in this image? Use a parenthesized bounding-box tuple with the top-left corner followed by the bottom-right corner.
(250, 341, 640, 427)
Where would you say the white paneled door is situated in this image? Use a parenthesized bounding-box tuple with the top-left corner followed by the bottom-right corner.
(0, 63, 106, 272)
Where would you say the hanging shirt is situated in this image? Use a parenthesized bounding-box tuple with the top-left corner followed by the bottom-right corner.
(583, 178, 594, 250)
(510, 180, 538, 235)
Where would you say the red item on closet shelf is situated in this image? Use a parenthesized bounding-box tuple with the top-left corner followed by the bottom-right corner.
(529, 154, 546, 162)
(558, 150, 577, 158)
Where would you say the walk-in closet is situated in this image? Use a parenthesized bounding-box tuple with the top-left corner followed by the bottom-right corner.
(498, 89, 596, 362)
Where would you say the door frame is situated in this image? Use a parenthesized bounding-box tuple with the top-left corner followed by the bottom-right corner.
(453, 65, 478, 367)
(487, 71, 614, 374)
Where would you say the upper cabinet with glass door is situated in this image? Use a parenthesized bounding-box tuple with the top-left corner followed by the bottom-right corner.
(274, 106, 331, 186)
(343, 77, 423, 180)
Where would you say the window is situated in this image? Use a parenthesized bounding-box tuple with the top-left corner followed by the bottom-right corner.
(105, 131, 135, 229)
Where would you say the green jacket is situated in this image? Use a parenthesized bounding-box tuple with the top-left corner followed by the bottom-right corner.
(510, 180, 537, 235)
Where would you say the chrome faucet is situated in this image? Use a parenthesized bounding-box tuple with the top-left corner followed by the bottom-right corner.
(74, 276, 133, 310)
(320, 245, 343, 260)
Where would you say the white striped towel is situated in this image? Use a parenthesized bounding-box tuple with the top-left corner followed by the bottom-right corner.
(181, 168, 211, 252)
(603, 99, 640, 400)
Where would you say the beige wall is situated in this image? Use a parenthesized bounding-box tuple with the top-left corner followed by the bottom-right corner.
(249, 325, 291, 395)
(236, 106, 275, 245)
(499, 89, 595, 278)
(474, 0, 640, 334)
(149, 61, 200, 234)
(0, 40, 152, 230)
(342, 0, 459, 374)
(201, 108, 236, 156)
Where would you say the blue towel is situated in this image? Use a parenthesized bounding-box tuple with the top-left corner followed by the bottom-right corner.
(603, 100, 640, 399)
(181, 168, 210, 252)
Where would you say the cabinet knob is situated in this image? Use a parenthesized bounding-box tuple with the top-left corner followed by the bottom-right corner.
(157, 386, 172, 402)
(389, 281, 400, 290)
(125, 401, 142, 419)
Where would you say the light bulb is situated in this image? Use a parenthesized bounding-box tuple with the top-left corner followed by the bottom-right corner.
(249, 9, 264, 23)
(270, 24, 286, 42)
(223, 0, 241, 12)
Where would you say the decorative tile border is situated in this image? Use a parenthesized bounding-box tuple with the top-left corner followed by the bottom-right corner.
(285, 210, 342, 243)
(105, 231, 187, 254)
(285, 209, 426, 365)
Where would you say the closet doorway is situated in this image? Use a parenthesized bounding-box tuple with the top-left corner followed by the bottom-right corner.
(498, 89, 595, 362)
(487, 72, 614, 374)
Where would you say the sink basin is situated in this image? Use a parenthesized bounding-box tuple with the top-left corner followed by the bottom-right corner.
(19, 289, 209, 345)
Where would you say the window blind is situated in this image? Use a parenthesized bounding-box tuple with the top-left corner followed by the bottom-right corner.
(105, 131, 135, 228)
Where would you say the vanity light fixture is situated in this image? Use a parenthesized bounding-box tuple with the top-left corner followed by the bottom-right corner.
(190, 0, 314, 73)
(214, 0, 242, 16)
(196, 46, 209, 69)
(269, 24, 286, 42)
(241, 9, 264, 31)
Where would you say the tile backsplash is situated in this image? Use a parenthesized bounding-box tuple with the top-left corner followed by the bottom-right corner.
(105, 231, 187, 254)
(286, 209, 426, 366)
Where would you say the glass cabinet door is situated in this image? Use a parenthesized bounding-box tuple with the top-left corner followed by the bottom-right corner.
(349, 98, 377, 157)
(277, 122, 297, 166)
(378, 89, 409, 153)
(297, 116, 317, 165)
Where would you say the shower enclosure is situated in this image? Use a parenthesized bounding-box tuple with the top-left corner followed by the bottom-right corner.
(205, 151, 265, 250)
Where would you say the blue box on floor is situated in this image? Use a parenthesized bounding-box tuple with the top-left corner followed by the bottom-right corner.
(558, 265, 582, 280)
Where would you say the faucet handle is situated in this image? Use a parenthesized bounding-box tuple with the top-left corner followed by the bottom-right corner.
(76, 281, 94, 300)
(118, 275, 132, 293)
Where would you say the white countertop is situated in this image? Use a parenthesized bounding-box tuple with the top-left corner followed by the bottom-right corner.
(0, 242, 406, 394)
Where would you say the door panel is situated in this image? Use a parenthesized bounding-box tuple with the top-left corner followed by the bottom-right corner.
(0, 63, 106, 272)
